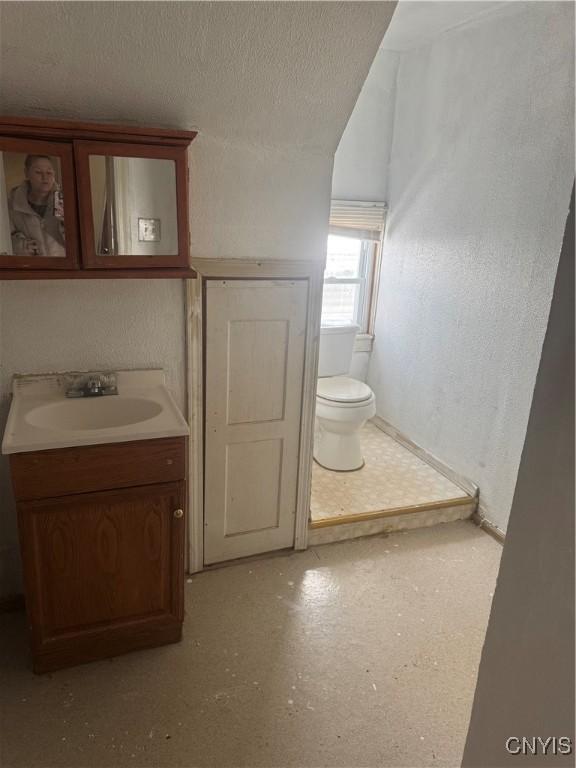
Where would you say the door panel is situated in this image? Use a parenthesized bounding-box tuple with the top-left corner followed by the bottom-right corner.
(227, 319, 288, 424)
(204, 280, 308, 564)
(224, 438, 283, 536)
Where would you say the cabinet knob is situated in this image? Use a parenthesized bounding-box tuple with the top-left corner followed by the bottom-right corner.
(173, 508, 184, 519)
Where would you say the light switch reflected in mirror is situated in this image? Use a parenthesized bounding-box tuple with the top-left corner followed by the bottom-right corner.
(0, 150, 66, 257)
(89, 155, 178, 257)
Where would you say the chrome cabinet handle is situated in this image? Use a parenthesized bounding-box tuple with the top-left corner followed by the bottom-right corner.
(173, 508, 184, 519)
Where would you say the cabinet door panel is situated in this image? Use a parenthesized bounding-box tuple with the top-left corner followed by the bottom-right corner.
(19, 482, 184, 643)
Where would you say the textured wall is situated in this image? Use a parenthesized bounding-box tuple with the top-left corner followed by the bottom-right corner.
(368, 2, 574, 530)
(190, 137, 332, 262)
(0, 280, 187, 408)
(331, 49, 399, 202)
(463, 188, 574, 768)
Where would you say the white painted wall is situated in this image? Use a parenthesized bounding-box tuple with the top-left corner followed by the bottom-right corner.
(463, 187, 574, 768)
(331, 48, 400, 203)
(331, 46, 399, 380)
(368, 2, 575, 531)
(189, 137, 332, 262)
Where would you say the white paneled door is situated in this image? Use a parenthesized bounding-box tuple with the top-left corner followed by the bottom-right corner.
(204, 280, 308, 564)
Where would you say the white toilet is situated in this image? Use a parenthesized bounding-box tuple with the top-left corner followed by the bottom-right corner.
(314, 325, 376, 471)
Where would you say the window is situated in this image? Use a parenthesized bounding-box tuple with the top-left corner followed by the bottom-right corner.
(322, 200, 387, 332)
(321, 234, 377, 331)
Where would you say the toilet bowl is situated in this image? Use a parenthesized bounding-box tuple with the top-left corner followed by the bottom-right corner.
(313, 326, 376, 471)
(315, 376, 376, 471)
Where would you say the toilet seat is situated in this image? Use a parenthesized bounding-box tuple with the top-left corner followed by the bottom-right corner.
(316, 376, 373, 405)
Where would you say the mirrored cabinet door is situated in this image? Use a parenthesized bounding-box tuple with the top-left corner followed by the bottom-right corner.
(75, 141, 189, 269)
(0, 137, 79, 269)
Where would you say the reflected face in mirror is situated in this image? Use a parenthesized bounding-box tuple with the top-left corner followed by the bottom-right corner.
(26, 156, 57, 200)
(1, 151, 66, 258)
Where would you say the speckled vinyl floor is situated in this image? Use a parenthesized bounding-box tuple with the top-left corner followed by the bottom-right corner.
(0, 521, 501, 768)
(311, 422, 468, 521)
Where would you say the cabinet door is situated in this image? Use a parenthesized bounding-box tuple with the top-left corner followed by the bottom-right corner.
(0, 136, 79, 270)
(18, 482, 185, 647)
(74, 140, 189, 269)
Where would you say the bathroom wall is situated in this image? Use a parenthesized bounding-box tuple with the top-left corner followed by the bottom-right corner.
(368, 2, 574, 531)
(0, 1, 397, 598)
(331, 48, 400, 203)
(330, 46, 399, 379)
(463, 187, 574, 768)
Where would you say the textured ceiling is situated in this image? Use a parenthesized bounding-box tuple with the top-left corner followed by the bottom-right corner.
(0, 1, 396, 152)
(381, 0, 507, 51)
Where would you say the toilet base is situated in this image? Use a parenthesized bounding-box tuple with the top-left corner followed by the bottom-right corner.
(313, 456, 365, 472)
(313, 427, 366, 472)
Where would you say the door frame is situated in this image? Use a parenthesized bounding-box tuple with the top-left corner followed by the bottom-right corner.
(185, 258, 324, 573)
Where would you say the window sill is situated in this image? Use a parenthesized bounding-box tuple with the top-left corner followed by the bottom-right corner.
(354, 333, 374, 353)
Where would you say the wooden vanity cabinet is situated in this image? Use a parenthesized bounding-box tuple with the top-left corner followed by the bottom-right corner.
(10, 436, 187, 673)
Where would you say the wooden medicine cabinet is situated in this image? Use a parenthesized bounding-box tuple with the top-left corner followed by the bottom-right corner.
(0, 116, 197, 278)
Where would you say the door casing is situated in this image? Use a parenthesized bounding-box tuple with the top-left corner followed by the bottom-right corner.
(185, 257, 324, 572)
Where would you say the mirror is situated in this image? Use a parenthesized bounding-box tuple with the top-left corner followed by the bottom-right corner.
(0, 151, 66, 258)
(89, 155, 178, 257)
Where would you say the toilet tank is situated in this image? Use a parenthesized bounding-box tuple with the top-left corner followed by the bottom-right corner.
(318, 325, 359, 377)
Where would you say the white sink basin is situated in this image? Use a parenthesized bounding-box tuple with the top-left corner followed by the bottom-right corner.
(25, 397, 163, 432)
(2, 370, 190, 454)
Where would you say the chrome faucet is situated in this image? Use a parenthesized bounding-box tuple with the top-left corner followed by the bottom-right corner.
(65, 372, 118, 398)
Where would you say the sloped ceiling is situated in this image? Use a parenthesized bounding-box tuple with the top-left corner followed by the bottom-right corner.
(0, 1, 396, 152)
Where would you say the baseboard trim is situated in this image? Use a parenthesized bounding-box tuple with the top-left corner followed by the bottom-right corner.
(371, 415, 479, 499)
(310, 495, 474, 529)
(472, 509, 506, 545)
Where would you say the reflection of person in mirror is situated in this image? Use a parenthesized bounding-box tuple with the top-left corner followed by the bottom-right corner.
(8, 155, 65, 257)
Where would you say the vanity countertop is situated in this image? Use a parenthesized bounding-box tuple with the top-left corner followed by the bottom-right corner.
(2, 369, 189, 454)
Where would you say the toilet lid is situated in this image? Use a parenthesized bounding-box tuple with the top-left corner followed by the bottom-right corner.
(317, 376, 373, 404)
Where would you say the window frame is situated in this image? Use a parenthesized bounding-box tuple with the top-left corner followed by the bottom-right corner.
(322, 236, 380, 334)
